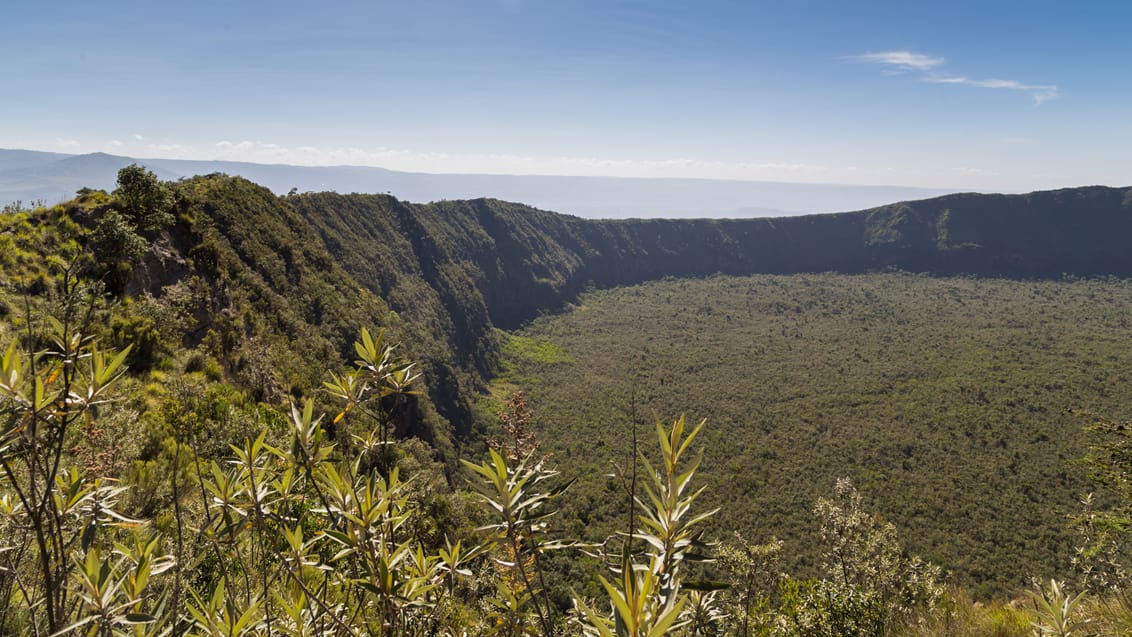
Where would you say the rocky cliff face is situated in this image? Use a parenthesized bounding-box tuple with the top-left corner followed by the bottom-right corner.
(166, 179, 1132, 439)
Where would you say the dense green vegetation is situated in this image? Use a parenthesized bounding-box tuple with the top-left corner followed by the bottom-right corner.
(494, 273, 1132, 596)
(6, 168, 1132, 633)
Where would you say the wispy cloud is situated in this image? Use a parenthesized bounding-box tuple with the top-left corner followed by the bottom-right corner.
(951, 166, 1000, 176)
(923, 75, 1059, 104)
(848, 49, 1058, 104)
(846, 51, 945, 72)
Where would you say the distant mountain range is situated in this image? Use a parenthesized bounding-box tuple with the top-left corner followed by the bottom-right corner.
(0, 148, 956, 218)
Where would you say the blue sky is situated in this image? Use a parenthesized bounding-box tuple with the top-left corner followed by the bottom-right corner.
(3, 0, 1129, 191)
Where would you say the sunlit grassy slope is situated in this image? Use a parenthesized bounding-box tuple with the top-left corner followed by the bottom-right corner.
(493, 272, 1132, 597)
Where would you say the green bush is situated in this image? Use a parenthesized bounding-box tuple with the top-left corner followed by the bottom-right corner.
(91, 208, 146, 262)
(114, 164, 174, 232)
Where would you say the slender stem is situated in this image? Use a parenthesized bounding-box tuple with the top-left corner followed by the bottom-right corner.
(2, 452, 54, 632)
(533, 551, 555, 633)
(510, 530, 553, 637)
(170, 436, 184, 636)
(627, 391, 638, 562)
(243, 435, 274, 634)
(17, 295, 59, 633)
(285, 567, 360, 637)
(740, 540, 754, 637)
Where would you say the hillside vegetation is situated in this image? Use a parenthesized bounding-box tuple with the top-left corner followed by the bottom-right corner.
(4, 169, 1132, 633)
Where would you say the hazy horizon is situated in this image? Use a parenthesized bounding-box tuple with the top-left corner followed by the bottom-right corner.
(0, 148, 966, 219)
